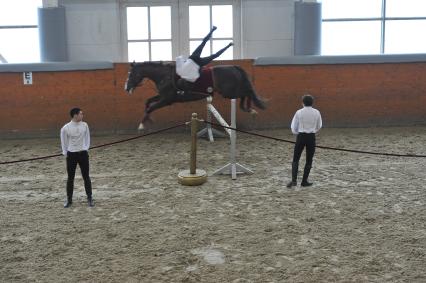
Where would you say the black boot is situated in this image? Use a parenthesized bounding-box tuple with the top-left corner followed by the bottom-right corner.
(208, 26, 217, 36)
(87, 197, 94, 207)
(200, 26, 217, 44)
(286, 162, 298, 188)
(301, 165, 313, 187)
(66, 181, 73, 208)
(64, 198, 72, 208)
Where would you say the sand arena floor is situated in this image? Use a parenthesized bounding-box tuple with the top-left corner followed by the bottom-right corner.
(0, 126, 425, 282)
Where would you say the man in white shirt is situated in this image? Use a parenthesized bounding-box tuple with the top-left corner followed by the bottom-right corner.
(287, 94, 322, 188)
(176, 26, 233, 90)
(60, 108, 94, 208)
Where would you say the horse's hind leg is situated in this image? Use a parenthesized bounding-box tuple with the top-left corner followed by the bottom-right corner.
(238, 94, 256, 114)
(239, 95, 257, 115)
(245, 97, 257, 115)
(239, 96, 248, 112)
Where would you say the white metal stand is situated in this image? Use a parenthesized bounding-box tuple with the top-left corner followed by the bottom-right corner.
(197, 97, 226, 141)
(200, 97, 253, 180)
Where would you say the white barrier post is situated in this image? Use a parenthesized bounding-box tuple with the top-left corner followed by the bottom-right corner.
(197, 96, 226, 141)
(210, 99, 253, 180)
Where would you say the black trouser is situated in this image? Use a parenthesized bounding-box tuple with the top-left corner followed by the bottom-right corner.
(291, 133, 316, 182)
(189, 28, 231, 67)
(66, 151, 92, 201)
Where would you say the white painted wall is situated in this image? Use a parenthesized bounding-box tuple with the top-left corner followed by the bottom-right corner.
(241, 0, 295, 58)
(59, 0, 122, 61)
(59, 0, 297, 61)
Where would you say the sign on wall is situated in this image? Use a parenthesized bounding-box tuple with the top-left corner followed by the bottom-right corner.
(23, 72, 33, 85)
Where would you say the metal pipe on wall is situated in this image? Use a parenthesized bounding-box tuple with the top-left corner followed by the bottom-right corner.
(38, 6, 68, 62)
(294, 1, 322, 55)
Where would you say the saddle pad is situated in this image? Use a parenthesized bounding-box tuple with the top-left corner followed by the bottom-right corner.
(193, 67, 214, 94)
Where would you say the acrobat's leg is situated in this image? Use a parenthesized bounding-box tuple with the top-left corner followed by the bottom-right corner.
(189, 26, 217, 62)
(197, 42, 233, 67)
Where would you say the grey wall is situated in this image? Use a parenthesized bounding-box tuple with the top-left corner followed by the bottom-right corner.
(241, 0, 295, 58)
(59, 0, 301, 61)
(59, 0, 121, 61)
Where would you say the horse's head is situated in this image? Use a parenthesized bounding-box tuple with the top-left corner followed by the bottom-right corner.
(124, 62, 145, 95)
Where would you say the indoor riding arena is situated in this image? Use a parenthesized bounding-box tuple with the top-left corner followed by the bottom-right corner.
(1, 1, 425, 283)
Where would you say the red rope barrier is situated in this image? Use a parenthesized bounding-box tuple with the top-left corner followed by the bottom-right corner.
(204, 121, 426, 158)
(0, 123, 187, 165)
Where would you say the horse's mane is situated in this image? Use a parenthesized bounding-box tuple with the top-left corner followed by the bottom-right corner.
(136, 61, 175, 68)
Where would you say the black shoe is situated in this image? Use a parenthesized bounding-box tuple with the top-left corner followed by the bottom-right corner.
(88, 198, 95, 207)
(286, 181, 297, 188)
(64, 200, 72, 208)
(301, 181, 313, 187)
(212, 26, 217, 31)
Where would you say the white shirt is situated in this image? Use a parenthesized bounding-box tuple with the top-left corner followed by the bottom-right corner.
(176, 56, 200, 82)
(60, 121, 90, 156)
(290, 106, 322, 135)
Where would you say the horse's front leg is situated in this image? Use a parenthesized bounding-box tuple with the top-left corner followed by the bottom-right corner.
(139, 97, 172, 130)
(138, 95, 161, 130)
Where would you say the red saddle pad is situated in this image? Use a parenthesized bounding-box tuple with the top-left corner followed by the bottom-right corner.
(192, 67, 214, 94)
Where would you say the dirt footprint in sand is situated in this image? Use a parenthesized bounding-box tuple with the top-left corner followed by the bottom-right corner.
(110, 210, 127, 221)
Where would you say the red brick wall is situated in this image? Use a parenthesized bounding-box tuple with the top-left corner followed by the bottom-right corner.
(254, 63, 426, 128)
(1, 60, 425, 137)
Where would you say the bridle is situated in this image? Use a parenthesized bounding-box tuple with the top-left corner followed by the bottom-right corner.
(128, 68, 145, 89)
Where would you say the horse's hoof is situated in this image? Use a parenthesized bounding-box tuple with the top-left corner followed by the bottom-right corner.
(138, 123, 144, 131)
(250, 109, 258, 116)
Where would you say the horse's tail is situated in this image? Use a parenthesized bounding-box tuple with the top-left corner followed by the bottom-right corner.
(234, 66, 267, 110)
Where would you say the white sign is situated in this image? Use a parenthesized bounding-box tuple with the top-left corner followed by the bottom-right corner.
(23, 72, 33, 85)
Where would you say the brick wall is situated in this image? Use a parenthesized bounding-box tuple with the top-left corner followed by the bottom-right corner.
(1, 60, 425, 137)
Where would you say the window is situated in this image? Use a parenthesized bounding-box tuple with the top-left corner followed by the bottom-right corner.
(126, 6, 172, 61)
(0, 0, 42, 63)
(386, 0, 426, 17)
(189, 5, 234, 60)
(322, 0, 426, 55)
(322, 21, 381, 55)
(322, 0, 382, 19)
(122, 1, 239, 62)
(385, 0, 426, 53)
(385, 20, 426, 54)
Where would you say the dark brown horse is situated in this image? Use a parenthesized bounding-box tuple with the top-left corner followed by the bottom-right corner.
(124, 61, 266, 129)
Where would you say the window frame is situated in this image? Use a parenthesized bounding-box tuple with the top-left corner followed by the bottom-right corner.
(120, 0, 178, 62)
(321, 0, 426, 54)
(183, 0, 240, 59)
(120, 0, 241, 62)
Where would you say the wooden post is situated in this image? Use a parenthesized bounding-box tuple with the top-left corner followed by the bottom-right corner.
(178, 113, 207, 186)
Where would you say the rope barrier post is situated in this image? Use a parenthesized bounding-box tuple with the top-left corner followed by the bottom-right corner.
(178, 113, 207, 186)
(212, 99, 253, 180)
(190, 112, 197, 174)
(230, 98, 237, 177)
(197, 96, 226, 141)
